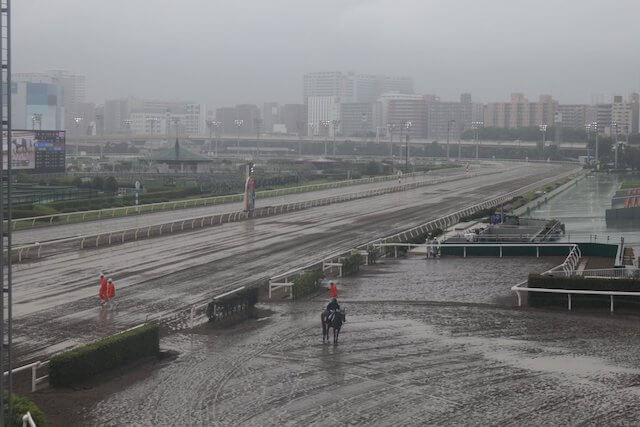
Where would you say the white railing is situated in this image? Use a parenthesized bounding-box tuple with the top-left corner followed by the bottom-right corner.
(10, 170, 495, 263)
(7, 171, 433, 231)
(22, 411, 36, 427)
(372, 242, 577, 259)
(577, 267, 640, 279)
(266, 168, 579, 299)
(3, 360, 49, 392)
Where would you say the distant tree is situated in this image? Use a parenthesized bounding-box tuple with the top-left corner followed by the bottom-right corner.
(365, 160, 381, 176)
(103, 176, 119, 194)
(91, 176, 104, 190)
(71, 177, 82, 187)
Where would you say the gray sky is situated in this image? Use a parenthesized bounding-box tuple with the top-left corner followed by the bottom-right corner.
(14, 0, 640, 106)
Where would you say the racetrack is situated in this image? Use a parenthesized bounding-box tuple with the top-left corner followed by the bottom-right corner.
(12, 162, 575, 364)
(84, 259, 640, 425)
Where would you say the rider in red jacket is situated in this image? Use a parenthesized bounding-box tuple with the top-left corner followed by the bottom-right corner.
(99, 273, 108, 304)
(329, 282, 338, 299)
(107, 278, 116, 300)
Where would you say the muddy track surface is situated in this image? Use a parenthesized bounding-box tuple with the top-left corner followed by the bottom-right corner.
(12, 163, 574, 364)
(87, 300, 640, 425)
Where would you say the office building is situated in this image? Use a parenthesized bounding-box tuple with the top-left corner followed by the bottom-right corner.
(340, 103, 374, 136)
(303, 71, 414, 104)
(307, 96, 340, 136)
(262, 102, 280, 133)
(11, 74, 65, 130)
(280, 104, 307, 135)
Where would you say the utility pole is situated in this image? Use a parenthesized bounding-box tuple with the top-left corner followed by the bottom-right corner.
(331, 119, 340, 155)
(404, 121, 412, 173)
(234, 119, 244, 157)
(472, 121, 483, 159)
(0, 0, 14, 421)
(446, 119, 455, 159)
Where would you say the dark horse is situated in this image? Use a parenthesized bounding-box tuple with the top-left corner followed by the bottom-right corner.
(321, 309, 345, 345)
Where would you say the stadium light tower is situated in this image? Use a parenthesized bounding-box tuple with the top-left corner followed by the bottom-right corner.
(471, 121, 483, 159)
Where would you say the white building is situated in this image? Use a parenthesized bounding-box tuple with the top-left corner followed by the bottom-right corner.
(11, 74, 65, 130)
(184, 103, 207, 136)
(307, 96, 341, 136)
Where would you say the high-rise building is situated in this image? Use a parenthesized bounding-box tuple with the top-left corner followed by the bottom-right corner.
(184, 103, 207, 136)
(557, 104, 592, 130)
(47, 70, 87, 135)
(426, 94, 472, 140)
(611, 96, 634, 137)
(303, 72, 349, 104)
(340, 103, 374, 136)
(215, 107, 237, 136)
(307, 96, 340, 136)
(236, 104, 261, 135)
(303, 72, 414, 104)
(484, 93, 557, 129)
(11, 74, 65, 130)
(262, 102, 280, 133)
(376, 93, 427, 139)
(280, 104, 307, 135)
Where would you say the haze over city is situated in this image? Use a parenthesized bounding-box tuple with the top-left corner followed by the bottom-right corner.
(3, 1, 640, 425)
(14, 0, 640, 105)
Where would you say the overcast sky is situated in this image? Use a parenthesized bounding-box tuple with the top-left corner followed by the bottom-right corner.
(13, 0, 640, 107)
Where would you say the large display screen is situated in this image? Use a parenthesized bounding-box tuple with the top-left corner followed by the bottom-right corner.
(3, 129, 65, 172)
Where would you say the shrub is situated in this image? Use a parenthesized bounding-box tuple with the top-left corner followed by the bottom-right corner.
(292, 270, 324, 298)
(4, 394, 45, 427)
(341, 253, 362, 276)
(103, 176, 119, 194)
(49, 323, 159, 387)
(206, 287, 259, 323)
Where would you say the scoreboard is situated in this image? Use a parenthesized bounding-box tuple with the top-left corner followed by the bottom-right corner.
(33, 130, 66, 172)
(3, 130, 66, 173)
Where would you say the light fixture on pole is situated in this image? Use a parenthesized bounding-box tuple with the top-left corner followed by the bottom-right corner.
(331, 119, 340, 155)
(320, 120, 330, 156)
(471, 121, 483, 160)
(404, 121, 412, 173)
(539, 124, 548, 154)
(446, 119, 456, 159)
(234, 119, 244, 156)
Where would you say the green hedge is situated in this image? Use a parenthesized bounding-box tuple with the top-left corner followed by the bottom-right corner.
(4, 394, 45, 427)
(49, 323, 159, 387)
(528, 274, 640, 309)
(342, 254, 362, 276)
(292, 270, 324, 298)
(206, 288, 259, 323)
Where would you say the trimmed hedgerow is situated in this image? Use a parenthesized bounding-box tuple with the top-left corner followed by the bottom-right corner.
(341, 254, 362, 276)
(4, 394, 45, 427)
(292, 270, 324, 298)
(49, 323, 159, 387)
(206, 287, 259, 323)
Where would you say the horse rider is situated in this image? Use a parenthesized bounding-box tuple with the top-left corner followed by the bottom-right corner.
(325, 297, 343, 325)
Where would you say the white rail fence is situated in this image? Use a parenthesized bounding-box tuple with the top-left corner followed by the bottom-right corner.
(2, 360, 49, 392)
(7, 171, 432, 230)
(267, 168, 578, 299)
(10, 170, 497, 263)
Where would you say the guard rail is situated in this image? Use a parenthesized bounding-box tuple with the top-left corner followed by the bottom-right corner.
(5, 171, 432, 231)
(9, 170, 494, 262)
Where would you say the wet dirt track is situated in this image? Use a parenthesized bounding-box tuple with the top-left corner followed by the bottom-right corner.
(88, 275, 640, 426)
(12, 162, 574, 364)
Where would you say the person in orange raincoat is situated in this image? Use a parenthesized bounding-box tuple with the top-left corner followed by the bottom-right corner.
(329, 282, 338, 299)
(99, 273, 109, 305)
(107, 278, 116, 302)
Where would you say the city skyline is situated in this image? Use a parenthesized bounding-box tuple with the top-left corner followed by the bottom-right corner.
(13, 0, 640, 106)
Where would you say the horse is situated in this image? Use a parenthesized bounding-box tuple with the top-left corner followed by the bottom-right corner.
(322, 309, 345, 345)
(12, 138, 28, 154)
